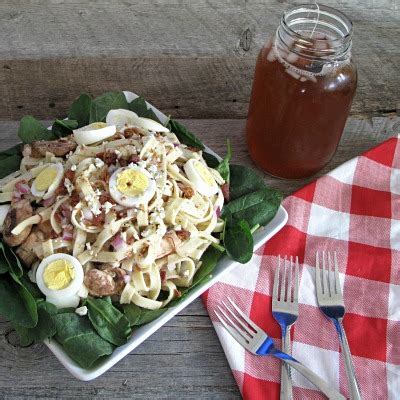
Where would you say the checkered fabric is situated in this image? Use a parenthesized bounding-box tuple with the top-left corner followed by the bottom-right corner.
(202, 136, 400, 399)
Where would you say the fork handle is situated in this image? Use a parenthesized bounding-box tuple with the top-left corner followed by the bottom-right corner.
(280, 328, 293, 400)
(270, 349, 345, 400)
(333, 319, 362, 400)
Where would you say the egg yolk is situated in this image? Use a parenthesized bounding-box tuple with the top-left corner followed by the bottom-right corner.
(35, 166, 58, 191)
(92, 122, 107, 129)
(43, 259, 75, 290)
(117, 169, 148, 196)
(194, 161, 215, 185)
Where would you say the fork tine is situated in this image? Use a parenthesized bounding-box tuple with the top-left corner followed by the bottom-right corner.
(316, 251, 322, 295)
(227, 297, 260, 333)
(328, 252, 335, 296)
(334, 251, 342, 296)
(322, 251, 329, 295)
(221, 301, 254, 338)
(215, 310, 249, 347)
(294, 256, 299, 302)
(273, 256, 280, 301)
(280, 256, 287, 301)
(287, 256, 293, 302)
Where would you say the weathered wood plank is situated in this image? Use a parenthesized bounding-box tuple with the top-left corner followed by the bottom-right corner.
(0, 1, 398, 119)
(0, 117, 398, 398)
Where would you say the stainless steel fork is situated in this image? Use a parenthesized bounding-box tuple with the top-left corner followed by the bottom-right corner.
(315, 251, 362, 400)
(215, 297, 345, 400)
(272, 256, 299, 400)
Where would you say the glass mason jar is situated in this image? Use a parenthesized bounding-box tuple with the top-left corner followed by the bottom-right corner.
(246, 4, 357, 179)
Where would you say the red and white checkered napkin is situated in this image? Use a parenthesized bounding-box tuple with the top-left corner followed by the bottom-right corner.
(202, 136, 400, 399)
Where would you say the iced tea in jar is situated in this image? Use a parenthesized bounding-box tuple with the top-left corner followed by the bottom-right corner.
(246, 4, 357, 179)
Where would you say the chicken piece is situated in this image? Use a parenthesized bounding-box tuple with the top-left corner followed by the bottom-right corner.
(84, 267, 127, 297)
(15, 227, 44, 266)
(3, 199, 33, 247)
(23, 137, 77, 158)
(157, 231, 182, 259)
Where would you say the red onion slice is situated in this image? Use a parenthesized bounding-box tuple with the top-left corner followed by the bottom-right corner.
(111, 233, 127, 251)
(42, 195, 56, 207)
(62, 228, 73, 241)
(15, 180, 30, 194)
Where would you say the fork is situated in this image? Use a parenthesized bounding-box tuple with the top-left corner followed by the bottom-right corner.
(315, 251, 362, 400)
(216, 298, 345, 400)
(272, 256, 299, 400)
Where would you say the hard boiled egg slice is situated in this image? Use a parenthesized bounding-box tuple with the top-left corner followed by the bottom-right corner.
(31, 162, 64, 199)
(183, 159, 219, 196)
(73, 122, 116, 145)
(109, 165, 156, 207)
(106, 109, 139, 128)
(135, 117, 169, 133)
(36, 254, 84, 309)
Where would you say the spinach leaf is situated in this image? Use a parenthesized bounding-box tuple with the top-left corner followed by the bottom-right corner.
(224, 219, 253, 263)
(167, 119, 205, 150)
(0, 143, 23, 160)
(86, 297, 131, 346)
(0, 155, 22, 179)
(222, 188, 282, 228)
(215, 140, 232, 182)
(51, 119, 78, 138)
(20, 275, 43, 299)
(229, 164, 267, 200)
(203, 152, 220, 168)
(123, 303, 167, 326)
(18, 115, 56, 144)
(89, 91, 129, 123)
(0, 277, 38, 328)
(0, 243, 9, 274)
(1, 243, 23, 278)
(13, 301, 57, 346)
(128, 97, 162, 123)
(53, 312, 114, 369)
(68, 93, 92, 127)
(192, 246, 224, 287)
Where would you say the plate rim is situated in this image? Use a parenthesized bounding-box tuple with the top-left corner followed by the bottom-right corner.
(44, 91, 288, 380)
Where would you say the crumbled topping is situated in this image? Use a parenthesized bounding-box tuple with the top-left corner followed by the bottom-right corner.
(102, 201, 114, 214)
(86, 242, 91, 250)
(75, 306, 88, 316)
(64, 178, 74, 195)
(70, 164, 77, 171)
(95, 157, 105, 168)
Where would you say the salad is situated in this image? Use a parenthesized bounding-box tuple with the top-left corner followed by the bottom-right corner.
(0, 91, 282, 369)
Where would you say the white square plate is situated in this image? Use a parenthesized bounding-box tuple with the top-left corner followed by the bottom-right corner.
(45, 91, 288, 380)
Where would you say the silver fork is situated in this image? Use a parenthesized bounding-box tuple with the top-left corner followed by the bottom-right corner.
(315, 251, 362, 400)
(272, 256, 299, 400)
(215, 298, 345, 400)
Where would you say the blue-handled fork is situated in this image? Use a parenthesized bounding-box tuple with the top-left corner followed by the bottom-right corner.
(215, 298, 345, 400)
(272, 256, 299, 400)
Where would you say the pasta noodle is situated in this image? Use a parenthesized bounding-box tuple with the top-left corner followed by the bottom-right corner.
(1, 117, 225, 311)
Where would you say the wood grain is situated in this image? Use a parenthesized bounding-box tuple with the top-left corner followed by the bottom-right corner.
(0, 0, 399, 120)
(0, 117, 398, 398)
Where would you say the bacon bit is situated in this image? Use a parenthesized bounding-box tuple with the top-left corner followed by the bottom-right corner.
(119, 158, 128, 167)
(96, 150, 118, 165)
(99, 194, 115, 205)
(127, 236, 135, 245)
(178, 183, 194, 199)
(123, 127, 142, 138)
(129, 154, 140, 164)
(134, 265, 141, 272)
(70, 191, 80, 207)
(174, 289, 182, 298)
(64, 169, 75, 181)
(55, 183, 68, 196)
(221, 182, 230, 202)
(175, 229, 191, 241)
(160, 270, 167, 285)
(88, 211, 105, 226)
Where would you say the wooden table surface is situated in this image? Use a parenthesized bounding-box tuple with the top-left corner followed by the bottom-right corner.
(0, 0, 399, 398)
